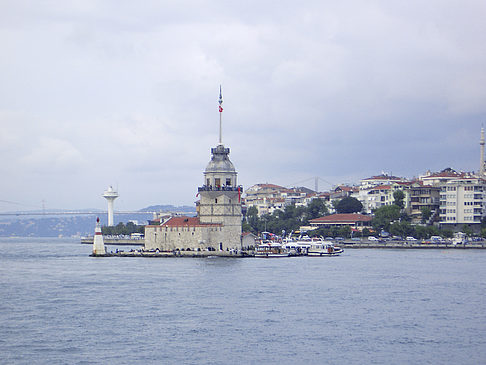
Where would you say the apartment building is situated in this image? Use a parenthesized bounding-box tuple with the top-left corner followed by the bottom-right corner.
(439, 177, 485, 230)
(409, 183, 441, 224)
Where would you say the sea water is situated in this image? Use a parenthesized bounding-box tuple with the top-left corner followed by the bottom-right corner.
(0, 238, 485, 365)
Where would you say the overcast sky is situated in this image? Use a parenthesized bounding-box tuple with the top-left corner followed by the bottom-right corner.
(1, 0, 485, 212)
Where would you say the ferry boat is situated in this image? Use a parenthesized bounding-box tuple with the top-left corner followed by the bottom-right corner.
(255, 242, 291, 257)
(307, 241, 344, 256)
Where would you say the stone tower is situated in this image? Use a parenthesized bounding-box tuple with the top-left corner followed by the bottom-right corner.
(197, 87, 243, 249)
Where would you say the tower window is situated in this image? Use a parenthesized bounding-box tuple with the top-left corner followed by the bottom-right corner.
(215, 178, 221, 187)
(206, 178, 210, 186)
(226, 178, 231, 186)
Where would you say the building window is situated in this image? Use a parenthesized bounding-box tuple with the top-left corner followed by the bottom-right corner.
(226, 178, 231, 186)
(215, 178, 221, 187)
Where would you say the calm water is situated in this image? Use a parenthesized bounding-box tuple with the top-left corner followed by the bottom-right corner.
(0, 238, 485, 365)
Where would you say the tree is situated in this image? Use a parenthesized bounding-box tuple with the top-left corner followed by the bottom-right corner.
(421, 207, 432, 224)
(338, 225, 352, 238)
(245, 206, 259, 233)
(372, 205, 401, 232)
(335, 197, 363, 214)
(393, 190, 405, 209)
(362, 228, 371, 237)
(306, 198, 329, 220)
(462, 225, 473, 237)
(389, 221, 414, 238)
(442, 229, 454, 239)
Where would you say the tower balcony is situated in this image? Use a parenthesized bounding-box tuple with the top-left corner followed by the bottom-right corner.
(211, 146, 230, 155)
(198, 185, 243, 193)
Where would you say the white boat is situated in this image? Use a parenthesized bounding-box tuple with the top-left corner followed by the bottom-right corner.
(282, 238, 311, 255)
(307, 241, 344, 256)
(255, 242, 291, 257)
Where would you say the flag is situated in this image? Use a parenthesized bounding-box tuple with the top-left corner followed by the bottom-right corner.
(219, 106, 223, 113)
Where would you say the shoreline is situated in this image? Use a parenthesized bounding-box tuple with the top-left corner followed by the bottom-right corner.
(91, 242, 486, 257)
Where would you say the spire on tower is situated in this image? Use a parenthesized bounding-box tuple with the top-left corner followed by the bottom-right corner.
(218, 85, 223, 145)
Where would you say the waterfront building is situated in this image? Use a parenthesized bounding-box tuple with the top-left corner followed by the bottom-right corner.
(408, 183, 441, 224)
(358, 184, 393, 214)
(439, 177, 486, 231)
(309, 213, 372, 231)
(244, 183, 314, 216)
(144, 89, 243, 251)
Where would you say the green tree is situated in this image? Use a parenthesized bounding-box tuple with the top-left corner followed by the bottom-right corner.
(372, 205, 401, 232)
(441, 229, 454, 239)
(335, 197, 363, 214)
(393, 190, 405, 209)
(306, 198, 329, 220)
(338, 225, 352, 238)
(242, 221, 253, 233)
(245, 206, 259, 233)
(389, 221, 414, 238)
(462, 225, 473, 237)
(421, 207, 432, 224)
(415, 225, 440, 239)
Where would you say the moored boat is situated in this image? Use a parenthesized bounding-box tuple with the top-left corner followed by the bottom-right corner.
(307, 241, 344, 256)
(255, 242, 291, 257)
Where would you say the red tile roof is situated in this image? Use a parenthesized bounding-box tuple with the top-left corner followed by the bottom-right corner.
(371, 185, 391, 190)
(256, 183, 286, 189)
(310, 213, 372, 224)
(423, 171, 466, 178)
(363, 175, 402, 181)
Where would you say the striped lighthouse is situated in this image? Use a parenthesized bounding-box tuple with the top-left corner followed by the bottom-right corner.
(92, 217, 106, 256)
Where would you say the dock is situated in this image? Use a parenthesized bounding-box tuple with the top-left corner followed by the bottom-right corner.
(339, 241, 486, 249)
(92, 250, 252, 258)
(81, 236, 144, 246)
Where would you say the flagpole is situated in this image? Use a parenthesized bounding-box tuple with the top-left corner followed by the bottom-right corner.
(218, 85, 223, 145)
(219, 110, 222, 145)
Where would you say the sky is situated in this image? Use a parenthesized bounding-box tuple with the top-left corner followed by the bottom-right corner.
(1, 0, 485, 212)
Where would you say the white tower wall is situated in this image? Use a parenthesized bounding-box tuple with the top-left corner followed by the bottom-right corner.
(102, 186, 119, 226)
(92, 217, 106, 255)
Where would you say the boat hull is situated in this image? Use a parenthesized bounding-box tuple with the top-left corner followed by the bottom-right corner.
(308, 251, 342, 256)
(255, 253, 290, 257)
(307, 248, 344, 256)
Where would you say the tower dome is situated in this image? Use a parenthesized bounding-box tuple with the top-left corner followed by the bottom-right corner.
(205, 145, 235, 173)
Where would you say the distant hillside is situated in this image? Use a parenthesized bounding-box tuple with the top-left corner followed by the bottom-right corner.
(140, 205, 196, 214)
(0, 205, 197, 237)
(0, 212, 151, 237)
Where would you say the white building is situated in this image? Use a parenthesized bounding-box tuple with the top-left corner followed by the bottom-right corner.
(439, 177, 485, 230)
(360, 174, 405, 189)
